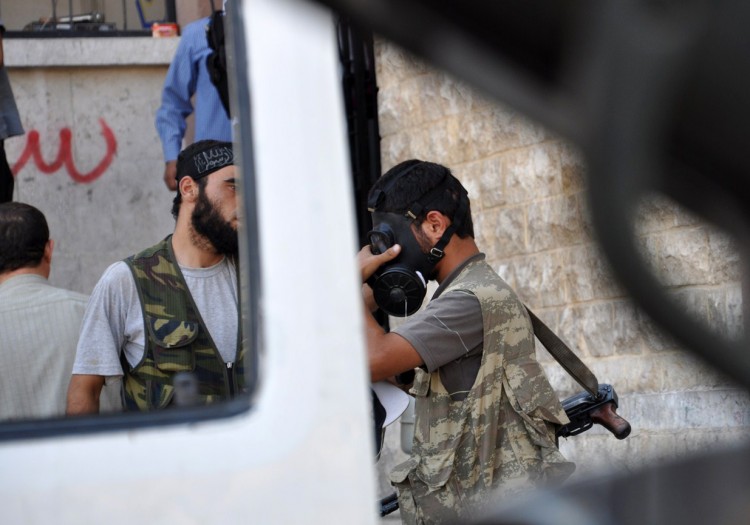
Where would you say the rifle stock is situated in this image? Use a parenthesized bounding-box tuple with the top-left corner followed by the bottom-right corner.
(557, 384, 631, 440)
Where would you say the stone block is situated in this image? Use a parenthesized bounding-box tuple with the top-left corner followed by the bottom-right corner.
(555, 354, 652, 395)
(707, 229, 741, 284)
(724, 285, 745, 340)
(659, 285, 744, 353)
(499, 143, 561, 205)
(510, 251, 569, 307)
(570, 302, 620, 358)
(560, 141, 587, 193)
(563, 244, 625, 302)
(456, 159, 488, 212)
(486, 105, 554, 151)
(527, 193, 586, 253)
(640, 228, 711, 287)
(414, 73, 476, 122)
(494, 260, 519, 291)
(634, 194, 703, 235)
(380, 133, 413, 168)
(635, 194, 677, 234)
(636, 307, 681, 352)
(697, 286, 744, 341)
(475, 156, 508, 209)
(377, 77, 426, 136)
(542, 362, 580, 397)
(479, 206, 527, 260)
(440, 115, 484, 165)
(375, 39, 428, 90)
(611, 300, 645, 356)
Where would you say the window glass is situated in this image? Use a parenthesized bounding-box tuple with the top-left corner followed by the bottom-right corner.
(0, 0, 256, 439)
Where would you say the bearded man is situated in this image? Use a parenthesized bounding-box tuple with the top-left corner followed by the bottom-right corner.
(67, 140, 244, 414)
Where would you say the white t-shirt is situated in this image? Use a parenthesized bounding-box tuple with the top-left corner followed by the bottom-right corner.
(72, 258, 238, 384)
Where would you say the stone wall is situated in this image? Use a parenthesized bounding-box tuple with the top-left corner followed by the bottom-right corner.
(373, 38, 748, 500)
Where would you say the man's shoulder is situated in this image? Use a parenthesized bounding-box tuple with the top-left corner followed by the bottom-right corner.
(49, 285, 89, 305)
(447, 259, 527, 311)
(447, 257, 502, 290)
(93, 261, 136, 292)
(126, 238, 170, 263)
(0, 274, 89, 309)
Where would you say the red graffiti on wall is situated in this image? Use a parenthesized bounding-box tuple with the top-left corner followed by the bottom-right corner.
(11, 118, 118, 184)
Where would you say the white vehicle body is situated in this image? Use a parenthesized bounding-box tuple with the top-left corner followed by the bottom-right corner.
(0, 0, 379, 523)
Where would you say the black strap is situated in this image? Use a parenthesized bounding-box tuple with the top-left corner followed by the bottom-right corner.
(424, 186, 469, 263)
(367, 161, 428, 211)
(526, 306, 600, 398)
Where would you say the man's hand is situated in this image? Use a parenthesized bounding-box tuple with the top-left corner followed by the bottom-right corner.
(357, 244, 400, 283)
(164, 160, 178, 190)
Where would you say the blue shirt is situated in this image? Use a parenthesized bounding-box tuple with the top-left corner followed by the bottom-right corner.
(155, 16, 232, 162)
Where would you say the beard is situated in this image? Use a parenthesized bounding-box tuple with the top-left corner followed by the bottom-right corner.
(191, 189, 239, 257)
(412, 224, 440, 281)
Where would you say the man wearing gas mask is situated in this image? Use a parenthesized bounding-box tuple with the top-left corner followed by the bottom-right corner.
(359, 160, 574, 524)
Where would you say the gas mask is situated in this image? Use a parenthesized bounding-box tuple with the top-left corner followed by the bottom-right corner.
(365, 163, 469, 317)
(367, 212, 440, 317)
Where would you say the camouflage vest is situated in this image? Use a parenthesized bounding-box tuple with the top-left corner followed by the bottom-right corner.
(390, 258, 575, 524)
(122, 236, 245, 410)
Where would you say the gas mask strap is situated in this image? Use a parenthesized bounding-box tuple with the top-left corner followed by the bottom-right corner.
(404, 172, 449, 220)
(425, 187, 469, 263)
(368, 161, 426, 212)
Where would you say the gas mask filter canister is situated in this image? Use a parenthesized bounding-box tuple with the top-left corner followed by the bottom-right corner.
(367, 213, 434, 317)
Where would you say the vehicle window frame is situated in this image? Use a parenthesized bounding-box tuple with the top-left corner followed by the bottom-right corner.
(0, 0, 260, 442)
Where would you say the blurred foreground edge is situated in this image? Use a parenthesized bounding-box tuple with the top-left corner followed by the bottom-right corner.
(313, 1, 750, 523)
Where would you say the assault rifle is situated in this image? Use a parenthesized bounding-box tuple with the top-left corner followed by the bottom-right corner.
(557, 383, 631, 440)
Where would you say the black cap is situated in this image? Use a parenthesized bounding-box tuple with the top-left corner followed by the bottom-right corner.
(176, 140, 234, 182)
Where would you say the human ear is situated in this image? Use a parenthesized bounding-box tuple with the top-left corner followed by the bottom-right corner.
(423, 210, 448, 236)
(179, 177, 198, 201)
(44, 239, 54, 263)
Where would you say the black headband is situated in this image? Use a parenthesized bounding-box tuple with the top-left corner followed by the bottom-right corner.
(177, 141, 234, 182)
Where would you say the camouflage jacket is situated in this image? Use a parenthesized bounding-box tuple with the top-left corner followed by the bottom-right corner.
(122, 236, 244, 410)
(390, 258, 574, 524)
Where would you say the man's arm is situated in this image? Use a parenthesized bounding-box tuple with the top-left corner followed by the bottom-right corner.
(67, 262, 133, 414)
(155, 24, 201, 186)
(358, 244, 424, 381)
(66, 374, 105, 415)
(164, 160, 178, 191)
(364, 309, 424, 382)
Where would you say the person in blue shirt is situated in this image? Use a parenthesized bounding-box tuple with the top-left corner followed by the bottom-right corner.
(155, 15, 232, 191)
(0, 19, 24, 203)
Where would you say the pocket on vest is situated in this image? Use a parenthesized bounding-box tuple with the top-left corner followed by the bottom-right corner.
(391, 455, 465, 523)
(504, 353, 568, 427)
(146, 317, 198, 372)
